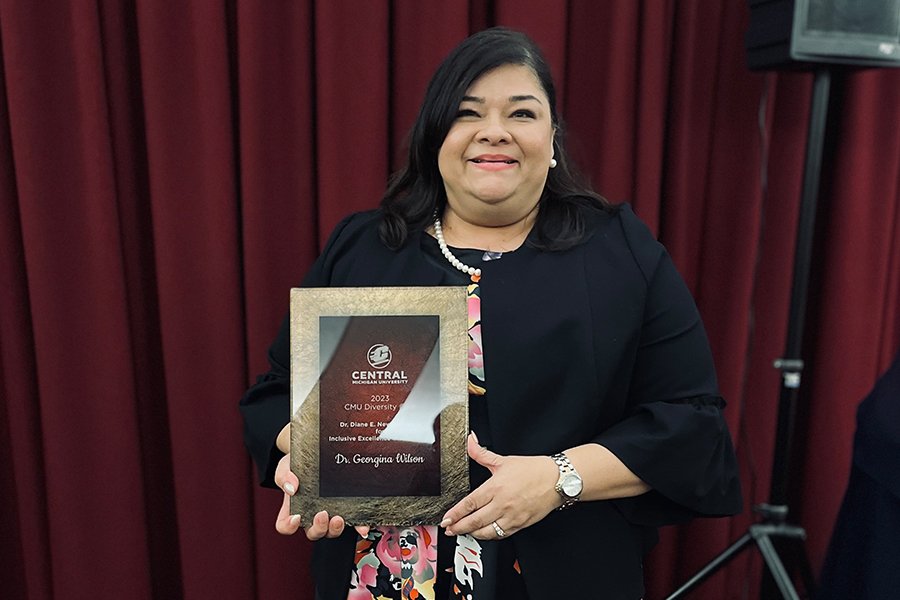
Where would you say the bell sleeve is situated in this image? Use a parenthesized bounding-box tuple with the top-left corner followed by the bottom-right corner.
(239, 317, 291, 488)
(594, 211, 742, 526)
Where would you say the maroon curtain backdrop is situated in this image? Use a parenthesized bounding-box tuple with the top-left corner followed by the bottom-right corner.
(1, 2, 898, 599)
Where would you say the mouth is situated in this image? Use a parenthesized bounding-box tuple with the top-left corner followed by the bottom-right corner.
(468, 152, 519, 172)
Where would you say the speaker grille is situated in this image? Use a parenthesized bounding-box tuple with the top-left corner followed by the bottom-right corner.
(806, 0, 900, 38)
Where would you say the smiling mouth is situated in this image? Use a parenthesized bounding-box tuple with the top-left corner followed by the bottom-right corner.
(470, 159, 517, 164)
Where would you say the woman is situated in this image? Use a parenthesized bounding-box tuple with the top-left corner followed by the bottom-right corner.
(240, 27, 741, 599)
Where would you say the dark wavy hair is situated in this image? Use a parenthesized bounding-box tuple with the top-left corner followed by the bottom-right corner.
(379, 27, 611, 251)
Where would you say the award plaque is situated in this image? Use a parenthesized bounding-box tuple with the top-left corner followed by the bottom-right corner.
(290, 286, 469, 526)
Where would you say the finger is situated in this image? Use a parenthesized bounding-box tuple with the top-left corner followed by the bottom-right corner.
(327, 515, 346, 538)
(440, 486, 492, 533)
(305, 510, 330, 541)
(467, 432, 503, 472)
(275, 493, 302, 535)
(355, 525, 371, 538)
(472, 518, 512, 541)
(445, 502, 499, 537)
(277, 474, 298, 496)
(274, 454, 298, 495)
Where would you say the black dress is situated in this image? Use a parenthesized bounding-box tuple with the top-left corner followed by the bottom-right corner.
(240, 204, 742, 600)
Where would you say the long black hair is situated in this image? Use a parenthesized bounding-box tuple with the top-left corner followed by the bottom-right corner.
(379, 27, 611, 251)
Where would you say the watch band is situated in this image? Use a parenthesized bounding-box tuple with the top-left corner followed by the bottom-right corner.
(551, 452, 582, 509)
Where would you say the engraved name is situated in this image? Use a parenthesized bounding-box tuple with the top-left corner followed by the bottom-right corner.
(333, 452, 427, 467)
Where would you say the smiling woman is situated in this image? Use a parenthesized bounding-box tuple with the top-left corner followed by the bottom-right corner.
(240, 27, 742, 600)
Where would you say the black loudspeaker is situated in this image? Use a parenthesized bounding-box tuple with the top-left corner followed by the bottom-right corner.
(746, 0, 900, 69)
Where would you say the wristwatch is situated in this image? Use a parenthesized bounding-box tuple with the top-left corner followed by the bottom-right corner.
(551, 452, 583, 509)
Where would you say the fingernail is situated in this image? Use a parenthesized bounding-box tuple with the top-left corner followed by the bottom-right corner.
(470, 430, 480, 445)
(284, 482, 296, 495)
(445, 528, 456, 536)
(439, 518, 452, 528)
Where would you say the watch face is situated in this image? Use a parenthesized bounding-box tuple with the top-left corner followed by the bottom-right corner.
(561, 474, 583, 497)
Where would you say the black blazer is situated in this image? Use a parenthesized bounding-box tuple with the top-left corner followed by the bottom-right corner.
(240, 205, 741, 599)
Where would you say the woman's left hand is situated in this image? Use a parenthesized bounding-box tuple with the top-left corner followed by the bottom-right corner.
(440, 432, 561, 539)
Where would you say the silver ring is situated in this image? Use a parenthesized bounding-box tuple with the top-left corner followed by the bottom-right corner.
(491, 520, 507, 538)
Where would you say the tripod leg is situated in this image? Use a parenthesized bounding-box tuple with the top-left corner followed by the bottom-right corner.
(754, 532, 801, 600)
(665, 532, 753, 600)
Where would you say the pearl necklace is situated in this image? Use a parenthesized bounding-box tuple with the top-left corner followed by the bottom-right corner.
(433, 216, 482, 282)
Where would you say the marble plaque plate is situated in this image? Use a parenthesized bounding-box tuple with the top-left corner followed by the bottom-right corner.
(290, 286, 469, 526)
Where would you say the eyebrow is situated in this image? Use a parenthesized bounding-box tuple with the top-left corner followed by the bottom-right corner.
(461, 94, 544, 105)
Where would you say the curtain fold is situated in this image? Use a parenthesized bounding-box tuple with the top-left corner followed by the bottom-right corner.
(131, 3, 256, 598)
(0, 27, 52, 597)
(1, 2, 899, 599)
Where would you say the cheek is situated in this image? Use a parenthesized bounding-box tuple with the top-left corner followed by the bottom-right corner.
(437, 136, 463, 180)
(437, 148, 451, 182)
(533, 132, 554, 156)
(529, 136, 554, 170)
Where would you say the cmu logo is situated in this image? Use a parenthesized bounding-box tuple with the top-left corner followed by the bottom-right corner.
(367, 344, 392, 369)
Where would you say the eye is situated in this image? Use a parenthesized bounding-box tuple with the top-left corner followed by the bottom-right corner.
(455, 108, 480, 119)
(510, 108, 536, 119)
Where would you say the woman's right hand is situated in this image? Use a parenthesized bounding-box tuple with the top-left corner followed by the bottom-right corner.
(273, 452, 370, 540)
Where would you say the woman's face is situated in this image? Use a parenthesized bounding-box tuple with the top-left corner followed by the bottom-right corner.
(437, 64, 555, 227)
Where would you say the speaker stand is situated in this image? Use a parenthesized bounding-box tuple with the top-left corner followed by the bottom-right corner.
(666, 66, 833, 600)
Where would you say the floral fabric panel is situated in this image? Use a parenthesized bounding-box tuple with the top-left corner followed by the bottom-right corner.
(452, 283, 486, 597)
(451, 534, 484, 598)
(467, 283, 486, 396)
(350, 527, 438, 599)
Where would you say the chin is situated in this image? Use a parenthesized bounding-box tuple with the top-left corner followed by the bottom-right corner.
(470, 187, 516, 203)
(473, 195, 511, 205)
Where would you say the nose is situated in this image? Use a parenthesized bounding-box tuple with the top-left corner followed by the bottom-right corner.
(477, 116, 510, 144)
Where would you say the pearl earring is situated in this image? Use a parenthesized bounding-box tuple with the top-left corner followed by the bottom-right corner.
(549, 158, 558, 169)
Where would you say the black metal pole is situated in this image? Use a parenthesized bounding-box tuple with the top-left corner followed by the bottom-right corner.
(768, 67, 831, 508)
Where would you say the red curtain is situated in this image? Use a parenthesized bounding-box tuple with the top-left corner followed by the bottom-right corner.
(1, 2, 898, 598)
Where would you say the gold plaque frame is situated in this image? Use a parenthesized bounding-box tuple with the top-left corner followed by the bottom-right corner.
(290, 286, 469, 526)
